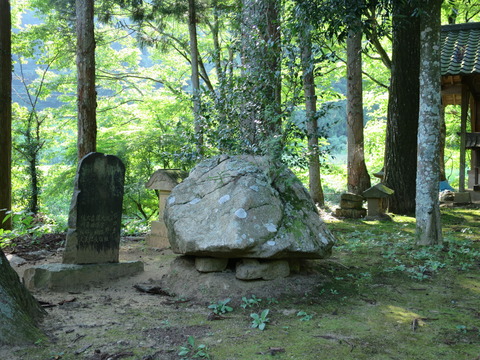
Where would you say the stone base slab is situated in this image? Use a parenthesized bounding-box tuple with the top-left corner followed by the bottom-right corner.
(335, 208, 366, 218)
(454, 192, 471, 204)
(23, 261, 144, 291)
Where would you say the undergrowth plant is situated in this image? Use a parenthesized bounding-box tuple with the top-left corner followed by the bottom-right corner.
(241, 295, 262, 309)
(208, 298, 233, 314)
(251, 309, 270, 330)
(178, 336, 210, 360)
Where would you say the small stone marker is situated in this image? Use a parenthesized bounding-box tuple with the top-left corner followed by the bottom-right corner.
(145, 169, 188, 248)
(63, 152, 125, 264)
(362, 183, 394, 220)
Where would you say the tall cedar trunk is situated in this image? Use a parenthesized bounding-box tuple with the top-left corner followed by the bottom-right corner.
(346, 26, 371, 195)
(300, 21, 324, 206)
(240, 0, 281, 153)
(383, 1, 420, 215)
(0, 250, 46, 345)
(416, 0, 443, 246)
(188, 0, 203, 157)
(76, 0, 96, 161)
(0, 0, 12, 230)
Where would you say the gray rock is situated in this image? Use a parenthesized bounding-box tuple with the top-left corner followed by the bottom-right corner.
(6, 254, 27, 266)
(195, 257, 229, 272)
(164, 155, 336, 259)
(235, 259, 290, 280)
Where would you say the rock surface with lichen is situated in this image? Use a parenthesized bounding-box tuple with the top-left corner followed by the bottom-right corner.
(164, 155, 336, 259)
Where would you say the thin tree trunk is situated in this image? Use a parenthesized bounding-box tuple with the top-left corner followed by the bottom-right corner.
(0, 0, 12, 230)
(76, 0, 96, 161)
(0, 250, 46, 345)
(416, 0, 443, 246)
(188, 0, 203, 157)
(383, 1, 420, 215)
(300, 21, 324, 206)
(346, 26, 371, 195)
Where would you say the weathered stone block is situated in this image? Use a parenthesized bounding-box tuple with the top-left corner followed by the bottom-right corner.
(145, 220, 170, 248)
(235, 259, 290, 280)
(195, 257, 229, 272)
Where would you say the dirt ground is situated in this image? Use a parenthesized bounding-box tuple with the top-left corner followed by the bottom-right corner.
(2, 234, 329, 360)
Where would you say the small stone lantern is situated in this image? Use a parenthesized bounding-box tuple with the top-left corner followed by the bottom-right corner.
(145, 169, 188, 248)
(362, 183, 394, 220)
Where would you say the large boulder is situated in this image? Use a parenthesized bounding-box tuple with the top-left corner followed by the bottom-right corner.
(164, 155, 336, 259)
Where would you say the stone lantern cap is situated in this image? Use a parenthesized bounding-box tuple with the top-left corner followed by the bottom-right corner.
(362, 183, 394, 199)
(145, 169, 188, 191)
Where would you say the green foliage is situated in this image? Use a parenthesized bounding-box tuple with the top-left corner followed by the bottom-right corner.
(296, 310, 313, 321)
(0, 211, 54, 248)
(240, 295, 262, 309)
(178, 335, 211, 360)
(208, 298, 233, 315)
(250, 309, 270, 331)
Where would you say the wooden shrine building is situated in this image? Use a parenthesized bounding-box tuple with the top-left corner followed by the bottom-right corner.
(441, 22, 480, 194)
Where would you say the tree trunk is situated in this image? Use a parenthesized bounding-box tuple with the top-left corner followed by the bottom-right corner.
(416, 0, 443, 246)
(300, 20, 324, 206)
(383, 1, 420, 215)
(76, 0, 96, 161)
(346, 25, 371, 195)
(0, 0, 12, 230)
(188, 0, 203, 157)
(240, 0, 281, 154)
(0, 250, 46, 345)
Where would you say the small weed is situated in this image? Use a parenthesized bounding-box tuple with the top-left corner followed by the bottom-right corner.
(178, 335, 210, 359)
(241, 295, 262, 309)
(296, 311, 313, 321)
(208, 298, 233, 314)
(267, 297, 278, 305)
(251, 309, 270, 331)
(456, 325, 468, 333)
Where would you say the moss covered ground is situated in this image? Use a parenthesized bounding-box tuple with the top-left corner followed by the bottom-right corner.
(5, 207, 479, 359)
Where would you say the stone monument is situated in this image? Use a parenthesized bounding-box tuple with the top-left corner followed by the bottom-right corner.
(63, 152, 125, 264)
(145, 169, 188, 248)
(23, 153, 143, 291)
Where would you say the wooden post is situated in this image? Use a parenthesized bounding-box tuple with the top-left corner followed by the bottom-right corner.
(459, 84, 469, 192)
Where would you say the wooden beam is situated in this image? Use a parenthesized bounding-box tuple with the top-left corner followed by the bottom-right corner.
(459, 84, 470, 191)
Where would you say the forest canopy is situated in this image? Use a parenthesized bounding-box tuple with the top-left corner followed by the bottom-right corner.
(2, 0, 479, 238)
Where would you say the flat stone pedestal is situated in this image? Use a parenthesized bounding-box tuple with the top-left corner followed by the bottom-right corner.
(23, 261, 144, 292)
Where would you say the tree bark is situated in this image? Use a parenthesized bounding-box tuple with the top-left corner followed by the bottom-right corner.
(383, 1, 420, 215)
(188, 0, 203, 157)
(240, 0, 281, 153)
(416, 0, 443, 246)
(0, 250, 46, 345)
(76, 0, 97, 161)
(300, 20, 324, 206)
(346, 25, 371, 195)
(0, 0, 12, 230)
